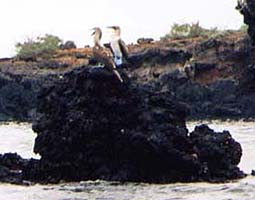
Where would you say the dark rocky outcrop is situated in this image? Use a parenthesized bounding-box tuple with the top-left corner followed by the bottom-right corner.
(237, 0, 255, 45)
(0, 29, 255, 122)
(189, 125, 243, 181)
(0, 62, 62, 121)
(0, 153, 29, 184)
(239, 64, 255, 94)
(18, 67, 244, 183)
(137, 38, 154, 44)
(145, 70, 255, 120)
(0, 50, 92, 121)
(28, 67, 189, 183)
(0, 73, 38, 121)
(128, 34, 255, 120)
(128, 48, 191, 68)
(60, 41, 77, 50)
(174, 79, 243, 119)
(0, 0, 253, 123)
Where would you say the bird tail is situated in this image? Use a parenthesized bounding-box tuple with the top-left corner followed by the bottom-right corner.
(113, 69, 123, 83)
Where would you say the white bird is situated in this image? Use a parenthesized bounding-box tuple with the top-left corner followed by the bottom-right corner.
(107, 26, 129, 67)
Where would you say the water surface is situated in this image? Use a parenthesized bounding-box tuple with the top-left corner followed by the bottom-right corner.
(0, 121, 254, 200)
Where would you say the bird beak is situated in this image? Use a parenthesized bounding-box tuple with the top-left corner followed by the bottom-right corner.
(90, 28, 96, 36)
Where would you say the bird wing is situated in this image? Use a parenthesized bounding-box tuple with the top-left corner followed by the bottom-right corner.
(92, 46, 116, 69)
(103, 43, 114, 55)
(92, 46, 123, 82)
(119, 39, 129, 62)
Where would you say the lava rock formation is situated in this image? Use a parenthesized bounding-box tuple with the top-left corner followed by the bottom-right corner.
(237, 0, 255, 45)
(19, 66, 244, 183)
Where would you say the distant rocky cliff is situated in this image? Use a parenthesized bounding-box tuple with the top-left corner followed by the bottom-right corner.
(0, 49, 90, 121)
(0, 59, 50, 121)
(0, 30, 254, 121)
(128, 31, 255, 120)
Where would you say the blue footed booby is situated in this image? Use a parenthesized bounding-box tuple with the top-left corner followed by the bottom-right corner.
(91, 27, 123, 83)
(107, 26, 129, 67)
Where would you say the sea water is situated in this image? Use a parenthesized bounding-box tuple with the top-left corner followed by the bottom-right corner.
(0, 121, 254, 200)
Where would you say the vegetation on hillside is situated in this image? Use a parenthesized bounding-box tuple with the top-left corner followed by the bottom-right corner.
(161, 22, 247, 41)
(239, 24, 248, 32)
(16, 34, 62, 60)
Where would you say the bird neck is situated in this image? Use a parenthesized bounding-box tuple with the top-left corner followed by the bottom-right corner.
(94, 42, 103, 49)
(115, 29, 121, 37)
(94, 37, 102, 48)
(93, 30, 102, 44)
(111, 34, 121, 42)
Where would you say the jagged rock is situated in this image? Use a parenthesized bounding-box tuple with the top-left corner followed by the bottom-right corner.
(236, 64, 255, 118)
(189, 125, 244, 181)
(60, 41, 77, 50)
(0, 28, 254, 122)
(37, 60, 69, 69)
(129, 48, 191, 67)
(239, 64, 255, 94)
(237, 0, 255, 45)
(184, 62, 216, 80)
(158, 75, 243, 119)
(0, 76, 38, 121)
(0, 26, 254, 123)
(20, 66, 244, 183)
(137, 38, 154, 44)
(0, 63, 62, 121)
(29, 67, 191, 183)
(0, 153, 29, 184)
(195, 63, 216, 74)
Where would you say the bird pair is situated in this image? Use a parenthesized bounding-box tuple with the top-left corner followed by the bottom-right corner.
(91, 26, 129, 83)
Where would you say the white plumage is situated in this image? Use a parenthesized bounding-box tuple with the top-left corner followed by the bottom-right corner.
(108, 26, 129, 67)
(111, 39, 123, 65)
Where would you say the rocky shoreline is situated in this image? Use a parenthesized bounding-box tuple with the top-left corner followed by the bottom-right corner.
(0, 31, 254, 122)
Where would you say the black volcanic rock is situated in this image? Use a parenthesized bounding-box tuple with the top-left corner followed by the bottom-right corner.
(137, 38, 154, 44)
(20, 66, 244, 183)
(0, 59, 66, 121)
(0, 73, 38, 121)
(190, 125, 244, 181)
(0, 153, 29, 184)
(30, 67, 192, 183)
(239, 64, 255, 94)
(157, 72, 243, 120)
(60, 41, 77, 50)
(0, 29, 254, 122)
(237, 0, 255, 45)
(128, 48, 191, 67)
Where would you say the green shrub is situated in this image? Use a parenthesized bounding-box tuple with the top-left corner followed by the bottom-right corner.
(16, 34, 63, 60)
(161, 22, 221, 40)
(239, 24, 248, 32)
